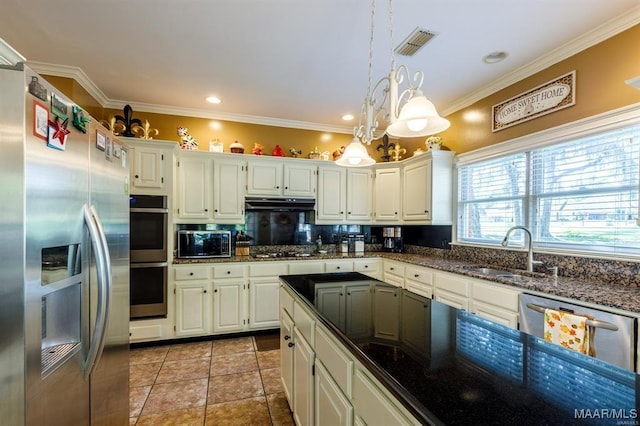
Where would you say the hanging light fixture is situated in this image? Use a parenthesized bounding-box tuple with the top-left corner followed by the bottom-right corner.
(337, 0, 449, 167)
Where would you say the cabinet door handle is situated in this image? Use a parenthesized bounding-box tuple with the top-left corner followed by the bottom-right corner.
(336, 266, 340, 270)
(214, 289, 218, 292)
(284, 335, 291, 340)
(204, 209, 208, 212)
(347, 292, 351, 296)
(227, 271, 231, 274)
(390, 267, 394, 271)
(189, 272, 194, 276)
(214, 209, 218, 212)
(288, 342, 295, 348)
(285, 186, 288, 190)
(134, 174, 139, 178)
(348, 211, 351, 214)
(364, 265, 368, 268)
(415, 274, 419, 278)
(204, 290, 207, 293)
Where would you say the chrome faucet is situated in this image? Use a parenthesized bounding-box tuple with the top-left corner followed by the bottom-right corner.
(501, 226, 542, 273)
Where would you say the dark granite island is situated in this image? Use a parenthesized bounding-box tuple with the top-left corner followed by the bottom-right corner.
(279, 272, 638, 425)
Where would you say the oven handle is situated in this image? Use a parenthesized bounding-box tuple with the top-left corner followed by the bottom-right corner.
(83, 204, 112, 378)
(130, 262, 168, 268)
(526, 302, 619, 331)
(130, 207, 168, 214)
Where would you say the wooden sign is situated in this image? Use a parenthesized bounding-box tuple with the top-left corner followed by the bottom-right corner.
(492, 71, 575, 132)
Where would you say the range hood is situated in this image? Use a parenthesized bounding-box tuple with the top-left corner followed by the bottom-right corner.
(245, 196, 316, 211)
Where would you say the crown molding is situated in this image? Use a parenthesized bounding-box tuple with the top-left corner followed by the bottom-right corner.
(0, 38, 26, 66)
(26, 60, 352, 134)
(441, 5, 640, 116)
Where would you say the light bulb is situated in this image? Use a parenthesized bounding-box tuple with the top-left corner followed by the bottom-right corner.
(348, 156, 362, 165)
(407, 118, 428, 132)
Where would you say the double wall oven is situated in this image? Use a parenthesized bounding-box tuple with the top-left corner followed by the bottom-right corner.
(129, 195, 168, 319)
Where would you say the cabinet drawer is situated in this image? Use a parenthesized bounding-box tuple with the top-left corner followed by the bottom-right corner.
(248, 262, 288, 277)
(325, 261, 354, 273)
(383, 261, 405, 277)
(353, 259, 379, 274)
(434, 272, 469, 297)
(288, 261, 324, 274)
(174, 266, 210, 281)
(213, 264, 245, 278)
(315, 326, 354, 398)
(293, 302, 315, 347)
(405, 266, 433, 285)
(405, 280, 433, 299)
(472, 280, 520, 312)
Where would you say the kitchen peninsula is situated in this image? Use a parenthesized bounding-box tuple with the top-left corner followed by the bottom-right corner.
(279, 272, 638, 425)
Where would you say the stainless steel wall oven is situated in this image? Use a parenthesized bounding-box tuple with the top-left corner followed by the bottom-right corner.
(129, 195, 168, 319)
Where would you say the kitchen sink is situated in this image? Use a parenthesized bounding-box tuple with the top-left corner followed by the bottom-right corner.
(462, 266, 523, 280)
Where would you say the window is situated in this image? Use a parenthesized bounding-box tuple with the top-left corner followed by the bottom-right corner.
(457, 123, 640, 255)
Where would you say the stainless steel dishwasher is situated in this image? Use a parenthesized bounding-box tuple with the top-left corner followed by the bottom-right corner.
(519, 293, 637, 371)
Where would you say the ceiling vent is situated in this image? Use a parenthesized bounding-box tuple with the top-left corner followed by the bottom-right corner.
(394, 28, 436, 57)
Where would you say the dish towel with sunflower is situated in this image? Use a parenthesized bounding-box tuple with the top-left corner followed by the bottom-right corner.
(543, 308, 595, 356)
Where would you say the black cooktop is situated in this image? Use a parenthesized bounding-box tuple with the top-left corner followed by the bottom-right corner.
(280, 273, 638, 425)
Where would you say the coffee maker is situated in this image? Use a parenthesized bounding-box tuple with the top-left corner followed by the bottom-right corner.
(382, 227, 403, 252)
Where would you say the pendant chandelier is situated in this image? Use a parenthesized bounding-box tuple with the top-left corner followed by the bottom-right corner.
(337, 0, 450, 167)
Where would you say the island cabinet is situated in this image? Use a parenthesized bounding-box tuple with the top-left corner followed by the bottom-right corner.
(280, 279, 421, 426)
(280, 286, 317, 426)
(316, 166, 373, 224)
(246, 160, 317, 198)
(175, 153, 246, 223)
(401, 151, 454, 225)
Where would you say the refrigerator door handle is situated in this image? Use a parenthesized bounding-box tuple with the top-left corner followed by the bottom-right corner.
(83, 204, 112, 378)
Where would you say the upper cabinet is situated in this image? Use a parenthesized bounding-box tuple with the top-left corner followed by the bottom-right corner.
(373, 166, 402, 223)
(402, 151, 454, 225)
(124, 138, 177, 195)
(247, 160, 316, 198)
(316, 165, 372, 224)
(175, 152, 246, 223)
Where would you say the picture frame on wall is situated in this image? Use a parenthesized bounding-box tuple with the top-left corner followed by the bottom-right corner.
(33, 100, 48, 141)
(96, 129, 106, 151)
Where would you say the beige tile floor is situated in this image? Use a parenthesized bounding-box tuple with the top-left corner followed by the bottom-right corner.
(129, 336, 294, 425)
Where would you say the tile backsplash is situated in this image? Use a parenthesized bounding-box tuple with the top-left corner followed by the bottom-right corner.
(404, 244, 640, 287)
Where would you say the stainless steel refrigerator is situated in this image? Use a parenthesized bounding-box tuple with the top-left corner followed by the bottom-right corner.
(0, 63, 130, 425)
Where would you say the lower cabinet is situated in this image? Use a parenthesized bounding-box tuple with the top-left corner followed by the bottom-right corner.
(470, 280, 520, 328)
(315, 361, 353, 426)
(434, 271, 470, 311)
(212, 279, 246, 333)
(280, 308, 295, 406)
(175, 281, 212, 336)
(293, 326, 315, 426)
(248, 277, 281, 329)
(352, 368, 417, 426)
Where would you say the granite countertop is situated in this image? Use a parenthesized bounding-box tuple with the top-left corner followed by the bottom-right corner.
(173, 251, 640, 314)
(280, 273, 638, 425)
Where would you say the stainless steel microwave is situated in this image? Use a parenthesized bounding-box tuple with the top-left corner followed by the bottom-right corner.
(177, 230, 232, 258)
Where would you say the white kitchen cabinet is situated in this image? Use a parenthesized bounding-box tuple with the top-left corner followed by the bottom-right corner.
(212, 158, 246, 223)
(325, 259, 354, 273)
(434, 271, 470, 311)
(373, 284, 400, 341)
(352, 367, 418, 426)
(284, 163, 317, 197)
(247, 160, 316, 198)
(293, 326, 315, 426)
(249, 277, 282, 329)
(212, 279, 246, 333)
(123, 138, 177, 200)
(280, 307, 295, 405)
(374, 166, 401, 223)
(353, 258, 380, 279)
(316, 166, 347, 222)
(470, 279, 521, 328)
(346, 168, 373, 222)
(402, 151, 454, 225)
(175, 281, 212, 336)
(382, 259, 405, 288)
(315, 360, 353, 426)
(404, 264, 434, 299)
(288, 260, 325, 275)
(176, 156, 212, 220)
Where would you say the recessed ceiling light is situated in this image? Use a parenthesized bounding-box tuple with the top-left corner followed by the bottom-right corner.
(206, 95, 221, 104)
(342, 114, 354, 121)
(483, 51, 508, 64)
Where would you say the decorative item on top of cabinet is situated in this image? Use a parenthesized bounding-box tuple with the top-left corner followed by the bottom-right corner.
(132, 120, 159, 140)
(289, 147, 302, 158)
(252, 143, 264, 155)
(272, 145, 285, 157)
(99, 116, 125, 136)
(230, 141, 245, 153)
(376, 134, 395, 162)
(426, 136, 442, 150)
(308, 147, 321, 160)
(177, 126, 198, 150)
(114, 104, 142, 137)
(389, 142, 406, 161)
